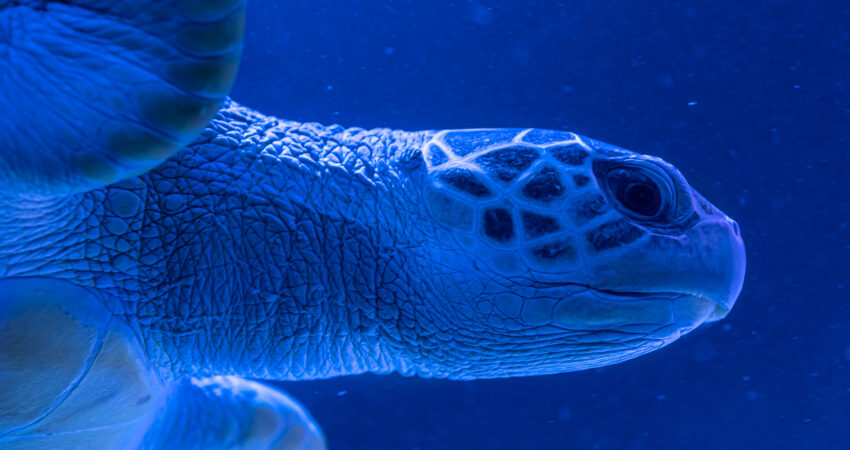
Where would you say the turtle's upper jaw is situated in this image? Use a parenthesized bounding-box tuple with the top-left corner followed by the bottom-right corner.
(698, 217, 746, 322)
(583, 214, 746, 329)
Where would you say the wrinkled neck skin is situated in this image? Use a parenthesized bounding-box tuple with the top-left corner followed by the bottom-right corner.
(0, 101, 472, 382)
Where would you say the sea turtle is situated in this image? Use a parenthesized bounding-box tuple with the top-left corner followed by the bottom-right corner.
(0, 0, 746, 448)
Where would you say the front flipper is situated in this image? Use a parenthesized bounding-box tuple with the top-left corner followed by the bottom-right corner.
(0, 278, 165, 449)
(0, 0, 246, 195)
(140, 377, 327, 450)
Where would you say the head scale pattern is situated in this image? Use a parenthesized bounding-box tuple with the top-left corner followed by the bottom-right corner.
(423, 128, 644, 278)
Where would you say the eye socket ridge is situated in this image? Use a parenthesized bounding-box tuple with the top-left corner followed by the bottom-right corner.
(600, 160, 677, 222)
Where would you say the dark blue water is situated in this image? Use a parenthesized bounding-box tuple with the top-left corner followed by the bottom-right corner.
(232, 1, 850, 449)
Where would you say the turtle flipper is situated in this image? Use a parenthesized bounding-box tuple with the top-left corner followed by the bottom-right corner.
(140, 376, 327, 450)
(0, 278, 165, 448)
(0, 0, 245, 195)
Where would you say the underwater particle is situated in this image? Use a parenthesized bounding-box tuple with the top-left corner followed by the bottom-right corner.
(657, 74, 674, 88)
(687, 101, 698, 106)
(470, 3, 495, 26)
(746, 391, 758, 401)
(556, 406, 572, 422)
(742, 375, 751, 382)
(657, 394, 666, 400)
(691, 339, 714, 362)
(336, 390, 347, 396)
(722, 323, 732, 331)
(384, 46, 395, 56)
(627, 437, 649, 450)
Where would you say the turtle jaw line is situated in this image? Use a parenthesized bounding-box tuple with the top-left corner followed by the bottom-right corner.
(585, 287, 729, 330)
(534, 277, 723, 304)
(583, 286, 725, 320)
(530, 280, 691, 302)
(530, 281, 724, 328)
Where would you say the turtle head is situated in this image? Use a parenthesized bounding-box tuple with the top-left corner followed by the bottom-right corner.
(416, 128, 745, 379)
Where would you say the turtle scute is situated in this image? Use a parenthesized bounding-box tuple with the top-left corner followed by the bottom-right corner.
(520, 211, 560, 239)
(474, 145, 541, 182)
(482, 207, 515, 243)
(436, 167, 493, 198)
(521, 166, 566, 203)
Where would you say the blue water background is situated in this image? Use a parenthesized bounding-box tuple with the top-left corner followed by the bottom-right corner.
(231, 1, 850, 448)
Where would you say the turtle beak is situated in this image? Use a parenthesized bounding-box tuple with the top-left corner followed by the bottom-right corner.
(702, 217, 746, 321)
(584, 214, 746, 327)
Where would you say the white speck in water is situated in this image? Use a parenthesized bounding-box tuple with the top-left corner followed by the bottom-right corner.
(692, 339, 715, 362)
(722, 323, 732, 331)
(385, 46, 395, 56)
(470, 4, 495, 26)
(657, 394, 667, 400)
(688, 101, 698, 106)
(336, 390, 347, 396)
(746, 391, 758, 401)
(742, 375, 751, 382)
(327, 85, 333, 91)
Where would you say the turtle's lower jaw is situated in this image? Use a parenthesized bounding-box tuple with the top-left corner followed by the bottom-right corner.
(545, 287, 719, 338)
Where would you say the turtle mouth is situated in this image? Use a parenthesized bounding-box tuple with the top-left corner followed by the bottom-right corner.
(525, 281, 723, 334)
(587, 288, 730, 334)
(591, 287, 680, 299)
(535, 278, 733, 314)
(533, 280, 702, 302)
(589, 286, 731, 321)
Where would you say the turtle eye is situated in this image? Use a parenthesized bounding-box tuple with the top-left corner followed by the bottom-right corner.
(604, 166, 671, 220)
